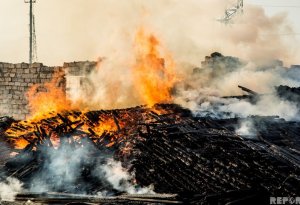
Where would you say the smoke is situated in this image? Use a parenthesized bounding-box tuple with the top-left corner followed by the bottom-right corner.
(30, 140, 92, 193)
(221, 95, 299, 120)
(0, 177, 23, 201)
(173, 48, 300, 121)
(176, 83, 300, 122)
(50, 0, 300, 111)
(29, 140, 153, 195)
(5, 1, 300, 122)
(95, 158, 154, 195)
(67, 60, 141, 110)
(2, 0, 300, 65)
(236, 119, 257, 138)
(3, 0, 299, 114)
(6, 0, 287, 66)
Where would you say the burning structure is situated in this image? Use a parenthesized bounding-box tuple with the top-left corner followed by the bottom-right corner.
(0, 28, 300, 204)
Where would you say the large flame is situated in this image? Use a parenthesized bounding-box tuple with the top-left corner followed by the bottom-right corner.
(133, 28, 178, 106)
(26, 70, 74, 121)
(24, 28, 178, 121)
(6, 28, 180, 150)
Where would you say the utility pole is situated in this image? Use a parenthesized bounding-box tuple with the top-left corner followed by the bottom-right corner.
(24, 0, 37, 64)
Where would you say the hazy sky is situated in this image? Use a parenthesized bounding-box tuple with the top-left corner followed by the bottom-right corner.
(0, 0, 299, 65)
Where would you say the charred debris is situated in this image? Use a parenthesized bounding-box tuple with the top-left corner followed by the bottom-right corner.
(0, 100, 299, 204)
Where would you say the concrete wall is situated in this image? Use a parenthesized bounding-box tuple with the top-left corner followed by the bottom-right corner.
(0, 61, 96, 120)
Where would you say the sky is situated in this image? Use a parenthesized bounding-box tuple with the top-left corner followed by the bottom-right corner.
(0, 0, 299, 66)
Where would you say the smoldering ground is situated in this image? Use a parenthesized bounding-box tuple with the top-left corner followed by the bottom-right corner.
(27, 139, 154, 195)
(0, 138, 154, 201)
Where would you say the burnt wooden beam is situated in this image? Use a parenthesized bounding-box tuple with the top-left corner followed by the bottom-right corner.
(238, 85, 258, 95)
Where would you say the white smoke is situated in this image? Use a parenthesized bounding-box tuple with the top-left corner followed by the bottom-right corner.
(220, 95, 299, 121)
(95, 158, 155, 195)
(235, 119, 257, 138)
(0, 177, 23, 202)
(28, 140, 153, 195)
(180, 91, 300, 121)
(174, 51, 300, 121)
(29, 141, 92, 192)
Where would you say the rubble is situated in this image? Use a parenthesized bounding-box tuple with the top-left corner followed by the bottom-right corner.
(0, 103, 299, 204)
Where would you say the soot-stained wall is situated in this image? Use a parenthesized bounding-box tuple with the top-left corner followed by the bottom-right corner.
(0, 61, 96, 120)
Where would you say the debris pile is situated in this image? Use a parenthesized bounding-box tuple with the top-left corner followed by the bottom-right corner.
(0, 103, 299, 204)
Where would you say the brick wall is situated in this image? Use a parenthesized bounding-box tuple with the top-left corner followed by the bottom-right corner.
(0, 61, 96, 120)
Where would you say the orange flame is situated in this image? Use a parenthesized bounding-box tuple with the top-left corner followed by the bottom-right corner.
(14, 138, 29, 150)
(4, 28, 182, 153)
(26, 70, 74, 121)
(24, 28, 178, 120)
(7, 111, 126, 150)
(133, 28, 178, 106)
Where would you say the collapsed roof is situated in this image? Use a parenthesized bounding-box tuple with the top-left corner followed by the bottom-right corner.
(0, 102, 299, 204)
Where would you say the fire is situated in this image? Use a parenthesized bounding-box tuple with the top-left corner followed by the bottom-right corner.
(5, 111, 126, 150)
(4, 103, 179, 154)
(26, 70, 74, 121)
(24, 28, 178, 120)
(133, 28, 178, 106)
(81, 117, 120, 136)
(4, 27, 180, 151)
(14, 138, 29, 149)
